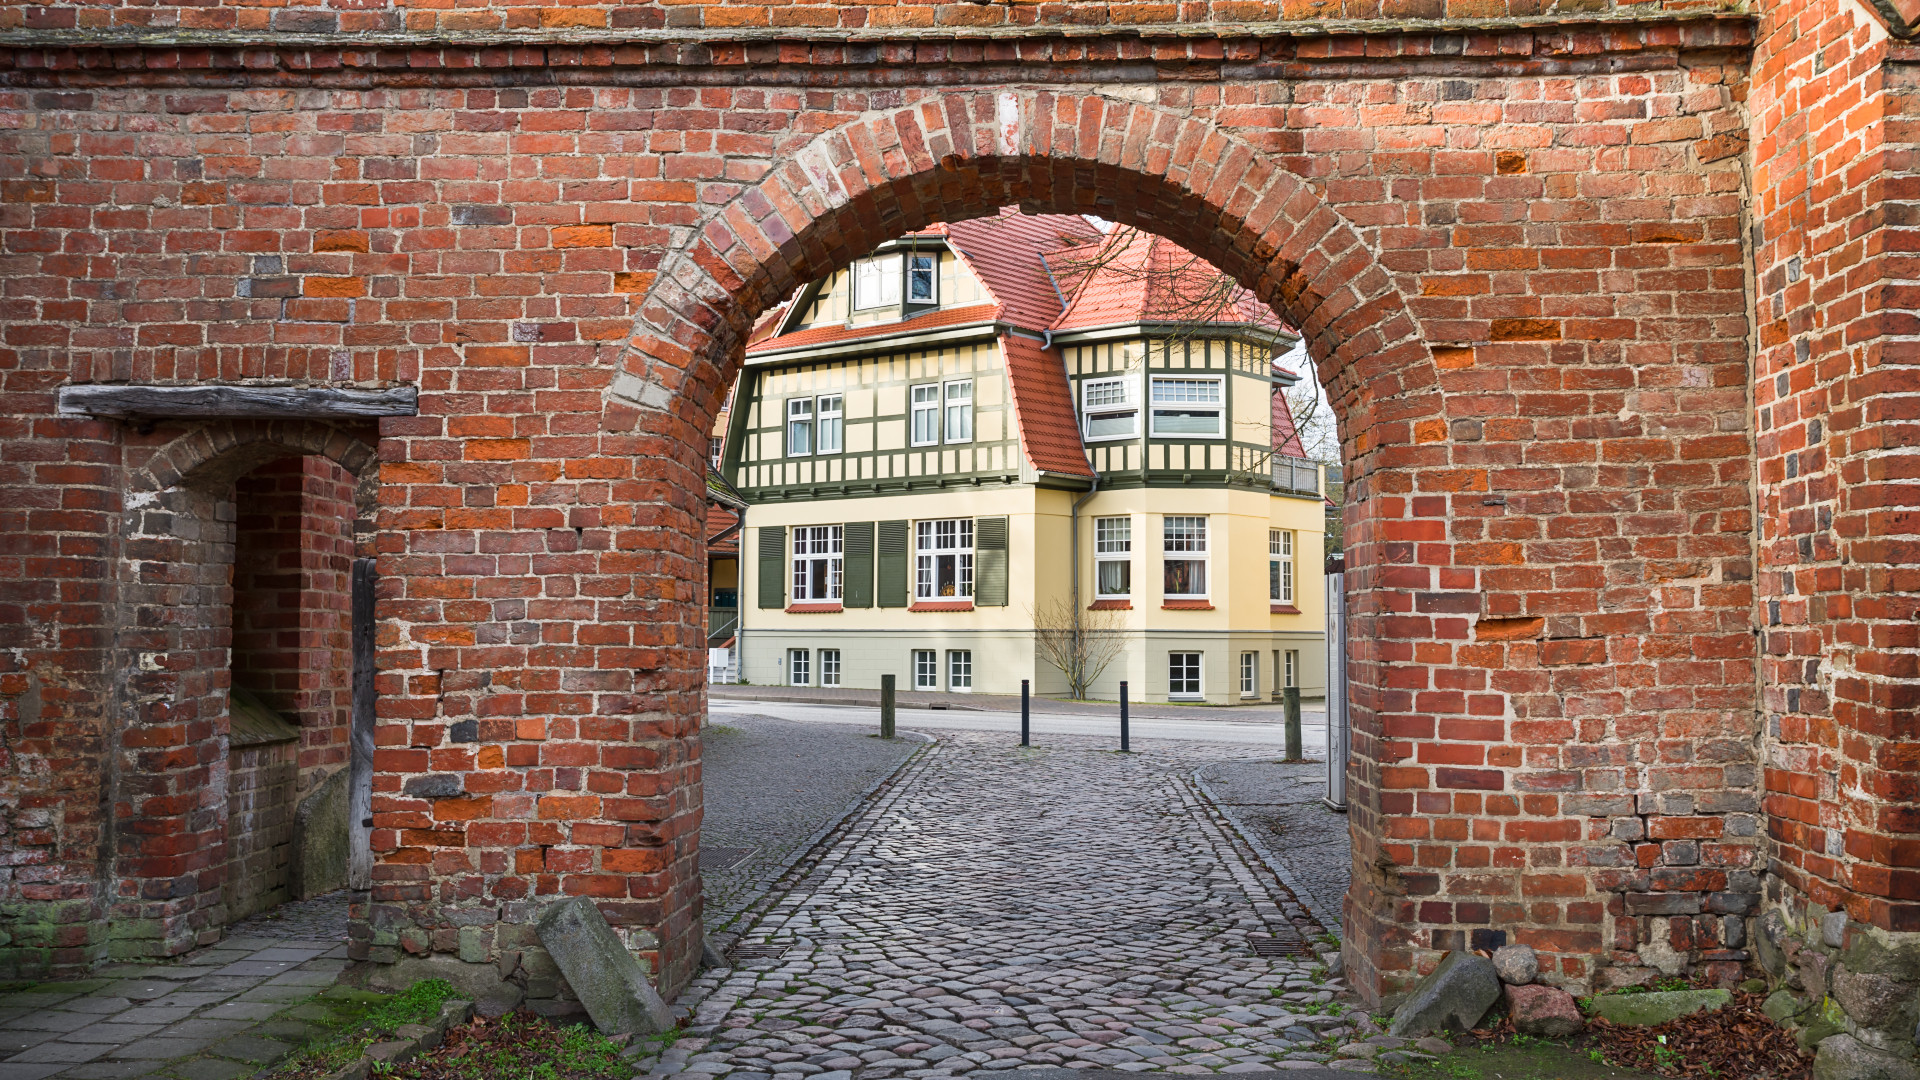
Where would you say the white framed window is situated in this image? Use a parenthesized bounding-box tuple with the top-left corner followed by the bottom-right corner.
(821, 649, 842, 687)
(908, 253, 937, 303)
(948, 650, 972, 691)
(1094, 516, 1132, 599)
(915, 518, 974, 601)
(1285, 650, 1299, 688)
(1170, 652, 1202, 698)
(816, 394, 843, 455)
(1240, 652, 1258, 698)
(786, 397, 813, 456)
(944, 380, 973, 443)
(1163, 516, 1209, 599)
(708, 436, 723, 467)
(792, 525, 843, 602)
(789, 649, 811, 686)
(910, 384, 940, 447)
(913, 649, 938, 690)
(1149, 376, 1225, 438)
(1081, 376, 1139, 441)
(1270, 529, 1294, 605)
(854, 256, 900, 311)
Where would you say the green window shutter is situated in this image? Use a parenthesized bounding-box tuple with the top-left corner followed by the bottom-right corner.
(844, 522, 875, 608)
(758, 526, 786, 609)
(975, 516, 1009, 607)
(877, 520, 910, 608)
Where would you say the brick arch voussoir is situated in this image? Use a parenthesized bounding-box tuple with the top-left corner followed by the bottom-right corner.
(614, 90, 1438, 468)
(136, 419, 380, 521)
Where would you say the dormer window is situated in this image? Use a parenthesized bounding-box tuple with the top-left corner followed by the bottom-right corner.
(853, 257, 901, 311)
(908, 254, 937, 303)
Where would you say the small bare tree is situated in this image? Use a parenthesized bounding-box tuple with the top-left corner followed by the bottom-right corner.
(1030, 597, 1129, 701)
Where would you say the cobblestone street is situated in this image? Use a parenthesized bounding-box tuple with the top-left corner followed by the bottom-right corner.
(701, 715, 926, 935)
(651, 730, 1394, 1080)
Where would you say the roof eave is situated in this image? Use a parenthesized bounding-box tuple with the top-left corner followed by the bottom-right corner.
(743, 321, 1003, 367)
(1049, 321, 1300, 347)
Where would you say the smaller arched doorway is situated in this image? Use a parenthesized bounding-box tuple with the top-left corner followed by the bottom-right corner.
(111, 418, 382, 960)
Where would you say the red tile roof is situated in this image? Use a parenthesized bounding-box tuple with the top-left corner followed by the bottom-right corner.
(1049, 228, 1284, 334)
(1000, 333, 1094, 478)
(745, 302, 1000, 356)
(945, 210, 1101, 329)
(1272, 384, 1307, 458)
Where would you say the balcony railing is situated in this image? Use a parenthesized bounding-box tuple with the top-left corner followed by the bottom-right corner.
(1272, 455, 1322, 496)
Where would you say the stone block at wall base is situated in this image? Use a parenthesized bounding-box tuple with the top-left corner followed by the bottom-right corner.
(1815, 1036, 1920, 1080)
(1756, 902, 1920, 1078)
(358, 954, 515, 1002)
(294, 768, 350, 900)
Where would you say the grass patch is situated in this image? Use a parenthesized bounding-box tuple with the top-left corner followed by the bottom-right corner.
(377, 1012, 629, 1080)
(266, 979, 457, 1080)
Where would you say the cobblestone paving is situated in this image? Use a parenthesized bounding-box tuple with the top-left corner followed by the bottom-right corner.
(646, 731, 1402, 1080)
(0, 937, 348, 1080)
(225, 890, 352, 941)
(1195, 763, 1351, 938)
(702, 716, 926, 934)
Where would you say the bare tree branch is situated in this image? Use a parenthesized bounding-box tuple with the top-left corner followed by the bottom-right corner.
(1030, 598, 1129, 700)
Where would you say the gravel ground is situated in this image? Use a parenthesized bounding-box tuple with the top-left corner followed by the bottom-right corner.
(701, 714, 925, 935)
(1195, 762, 1352, 938)
(649, 730, 1410, 1080)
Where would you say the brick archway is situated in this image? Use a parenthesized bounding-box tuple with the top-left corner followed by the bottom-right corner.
(609, 92, 1452, 1004)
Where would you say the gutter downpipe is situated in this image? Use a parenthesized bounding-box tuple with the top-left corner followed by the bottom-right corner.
(1069, 471, 1100, 699)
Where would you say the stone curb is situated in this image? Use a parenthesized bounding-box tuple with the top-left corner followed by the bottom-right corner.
(320, 998, 474, 1080)
(1191, 764, 1345, 949)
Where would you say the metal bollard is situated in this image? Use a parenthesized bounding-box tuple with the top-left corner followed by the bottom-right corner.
(1021, 679, 1030, 747)
(880, 673, 896, 739)
(1119, 680, 1130, 752)
(1284, 685, 1302, 760)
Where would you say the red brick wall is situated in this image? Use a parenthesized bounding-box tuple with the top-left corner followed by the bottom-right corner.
(4, 9, 1893, 1012)
(1750, 0, 1920, 935)
(225, 735, 299, 920)
(232, 455, 357, 797)
(0, 31, 1760, 1000)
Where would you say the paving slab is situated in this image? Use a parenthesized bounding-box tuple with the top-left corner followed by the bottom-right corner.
(103, 1039, 214, 1062)
(0, 1035, 54, 1056)
(0, 1062, 70, 1080)
(1, 918, 348, 1080)
(8, 1044, 110, 1065)
(60, 1026, 165, 1046)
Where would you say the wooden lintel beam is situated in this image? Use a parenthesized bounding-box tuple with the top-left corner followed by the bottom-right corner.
(58, 384, 419, 421)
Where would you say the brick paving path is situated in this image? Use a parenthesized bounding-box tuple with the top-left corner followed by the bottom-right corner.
(0, 936, 348, 1080)
(645, 730, 1408, 1080)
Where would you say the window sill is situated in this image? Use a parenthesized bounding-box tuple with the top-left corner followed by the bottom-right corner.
(1270, 604, 1301, 614)
(1089, 599, 1132, 610)
(1162, 600, 1214, 610)
(910, 601, 975, 612)
(786, 603, 843, 613)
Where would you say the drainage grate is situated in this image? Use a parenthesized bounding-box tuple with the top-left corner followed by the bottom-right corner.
(728, 942, 792, 962)
(1247, 934, 1316, 958)
(700, 846, 755, 871)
